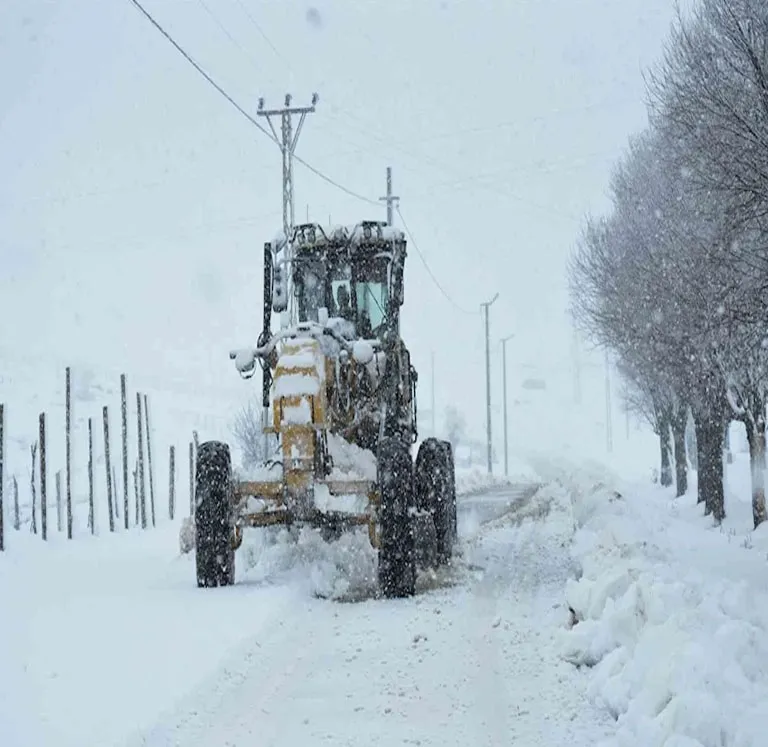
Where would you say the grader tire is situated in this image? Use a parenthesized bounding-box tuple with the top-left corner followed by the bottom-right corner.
(377, 437, 416, 598)
(416, 438, 456, 565)
(195, 441, 236, 588)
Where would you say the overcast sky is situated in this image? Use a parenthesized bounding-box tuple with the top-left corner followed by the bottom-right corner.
(0, 0, 678, 442)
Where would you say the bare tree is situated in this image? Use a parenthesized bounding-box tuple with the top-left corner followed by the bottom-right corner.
(232, 400, 267, 470)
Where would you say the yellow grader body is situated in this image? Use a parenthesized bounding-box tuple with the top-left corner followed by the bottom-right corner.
(231, 337, 379, 549)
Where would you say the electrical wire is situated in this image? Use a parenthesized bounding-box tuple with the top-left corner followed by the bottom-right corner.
(396, 206, 478, 316)
(126, 0, 379, 208)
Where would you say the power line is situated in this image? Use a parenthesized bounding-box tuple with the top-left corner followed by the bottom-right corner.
(396, 206, 477, 316)
(126, 0, 378, 208)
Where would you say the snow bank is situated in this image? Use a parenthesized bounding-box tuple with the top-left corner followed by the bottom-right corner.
(455, 459, 538, 496)
(557, 467, 768, 746)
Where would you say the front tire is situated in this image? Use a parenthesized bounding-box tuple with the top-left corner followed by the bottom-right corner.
(377, 437, 416, 598)
(195, 441, 235, 588)
(415, 438, 457, 565)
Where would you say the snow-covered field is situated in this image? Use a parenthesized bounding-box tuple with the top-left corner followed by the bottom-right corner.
(3, 444, 768, 746)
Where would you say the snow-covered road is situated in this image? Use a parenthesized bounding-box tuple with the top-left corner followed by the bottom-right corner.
(1, 483, 613, 747)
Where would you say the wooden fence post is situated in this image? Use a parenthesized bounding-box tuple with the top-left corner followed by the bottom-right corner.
(103, 406, 115, 532)
(56, 470, 62, 533)
(136, 393, 146, 529)
(144, 394, 156, 528)
(113, 466, 119, 521)
(133, 462, 139, 525)
(88, 418, 95, 535)
(13, 476, 19, 531)
(40, 413, 47, 541)
(169, 445, 176, 520)
(30, 443, 37, 535)
(66, 366, 73, 539)
(121, 374, 129, 529)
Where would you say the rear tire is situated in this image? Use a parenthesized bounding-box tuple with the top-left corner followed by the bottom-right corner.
(195, 441, 236, 588)
(415, 438, 457, 565)
(377, 437, 416, 598)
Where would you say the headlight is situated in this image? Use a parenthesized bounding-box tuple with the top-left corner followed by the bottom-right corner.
(363, 224, 372, 240)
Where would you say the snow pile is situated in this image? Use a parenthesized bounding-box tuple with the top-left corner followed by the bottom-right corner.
(240, 525, 377, 600)
(455, 460, 538, 496)
(327, 433, 377, 480)
(558, 469, 768, 746)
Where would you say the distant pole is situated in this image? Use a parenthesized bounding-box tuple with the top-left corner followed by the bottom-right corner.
(144, 394, 156, 528)
(481, 293, 499, 474)
(501, 334, 514, 477)
(605, 348, 613, 453)
(65, 366, 73, 539)
(431, 352, 436, 437)
(379, 166, 399, 226)
(169, 445, 176, 520)
(136, 393, 146, 529)
(103, 407, 115, 533)
(88, 418, 95, 535)
(39, 413, 47, 541)
(120, 374, 129, 529)
(0, 404, 4, 551)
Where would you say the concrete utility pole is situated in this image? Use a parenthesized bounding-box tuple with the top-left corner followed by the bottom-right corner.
(379, 166, 400, 225)
(481, 293, 499, 475)
(257, 93, 319, 239)
(501, 334, 514, 477)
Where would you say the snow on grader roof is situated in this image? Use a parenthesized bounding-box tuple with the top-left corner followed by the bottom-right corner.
(270, 220, 406, 253)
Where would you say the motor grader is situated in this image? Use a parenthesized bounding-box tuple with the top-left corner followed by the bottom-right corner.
(193, 220, 456, 598)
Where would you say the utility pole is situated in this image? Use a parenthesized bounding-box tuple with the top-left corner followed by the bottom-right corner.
(605, 349, 612, 452)
(257, 93, 318, 239)
(481, 293, 499, 475)
(379, 166, 399, 225)
(501, 334, 514, 477)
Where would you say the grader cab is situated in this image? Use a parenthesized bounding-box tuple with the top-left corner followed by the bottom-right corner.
(192, 221, 456, 598)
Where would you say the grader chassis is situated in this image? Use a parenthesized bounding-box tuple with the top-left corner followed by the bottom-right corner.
(193, 221, 457, 598)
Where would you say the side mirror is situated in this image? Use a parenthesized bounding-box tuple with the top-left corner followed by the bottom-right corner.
(272, 261, 288, 312)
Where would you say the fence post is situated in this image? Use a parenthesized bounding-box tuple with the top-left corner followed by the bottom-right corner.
(113, 466, 119, 521)
(121, 374, 129, 529)
(103, 406, 115, 532)
(13, 476, 19, 531)
(169, 445, 176, 520)
(0, 404, 4, 551)
(30, 443, 37, 535)
(136, 393, 146, 529)
(39, 413, 47, 541)
(66, 366, 73, 539)
(144, 394, 156, 528)
(56, 470, 62, 533)
(88, 418, 95, 535)
(133, 462, 139, 525)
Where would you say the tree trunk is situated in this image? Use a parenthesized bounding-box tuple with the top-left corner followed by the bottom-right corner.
(672, 408, 688, 497)
(745, 419, 767, 529)
(659, 419, 673, 487)
(694, 416, 725, 523)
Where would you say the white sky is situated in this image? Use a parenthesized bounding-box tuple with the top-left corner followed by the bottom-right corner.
(0, 0, 677, 441)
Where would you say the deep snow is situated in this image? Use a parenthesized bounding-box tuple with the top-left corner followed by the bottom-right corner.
(4, 450, 768, 746)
